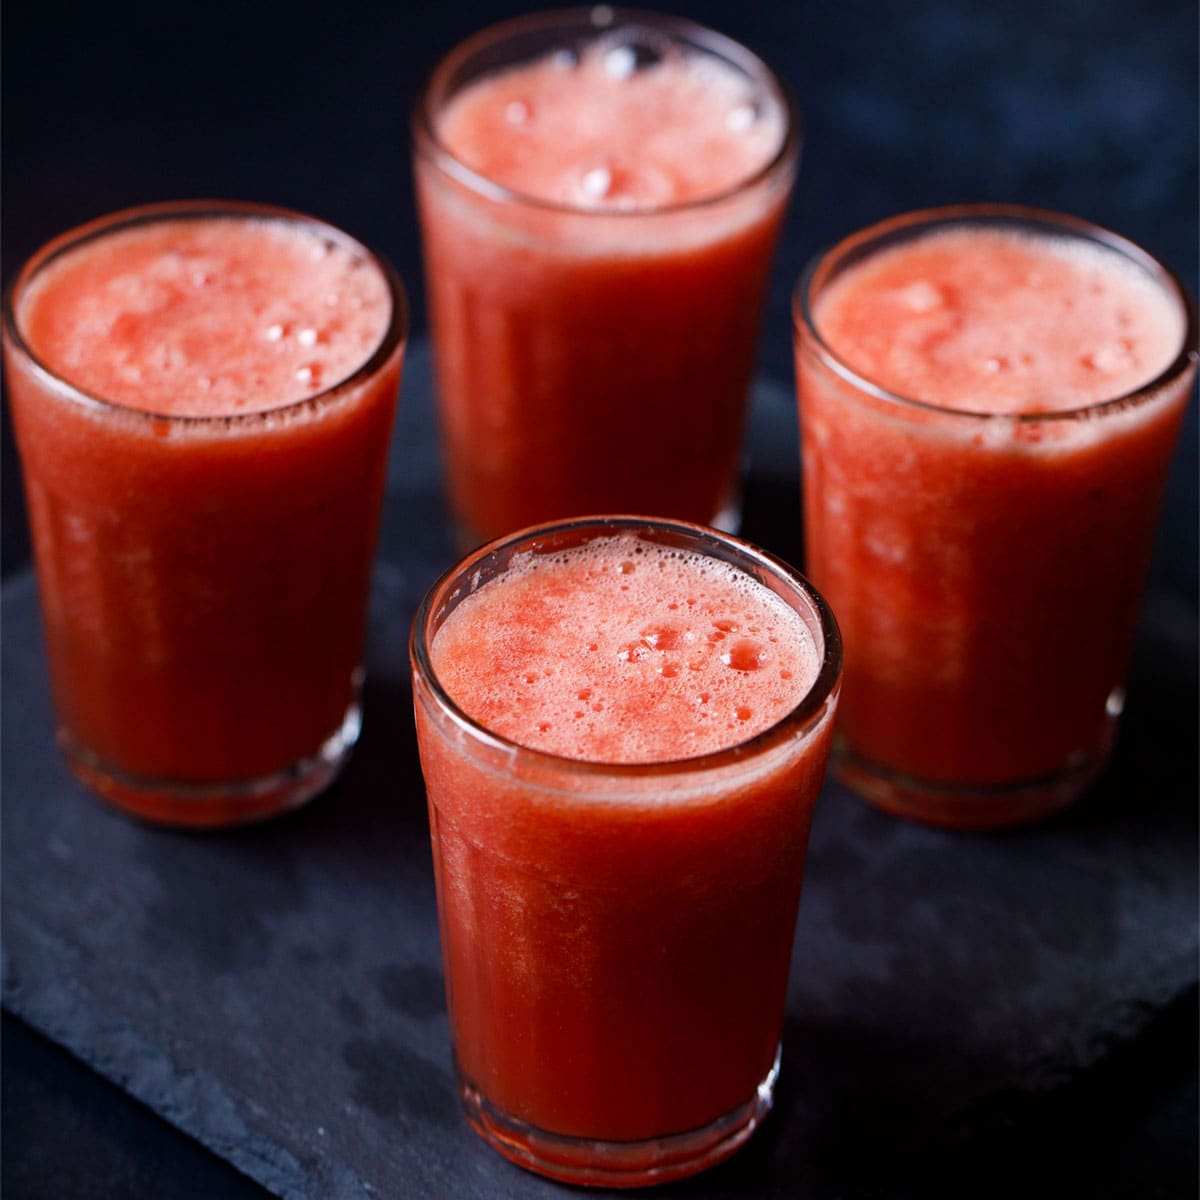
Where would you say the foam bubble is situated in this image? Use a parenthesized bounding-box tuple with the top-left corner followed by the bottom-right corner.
(722, 639, 771, 671)
(604, 44, 637, 79)
(581, 166, 613, 200)
(898, 280, 944, 312)
(726, 104, 756, 133)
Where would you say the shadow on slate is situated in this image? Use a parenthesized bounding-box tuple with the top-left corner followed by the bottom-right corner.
(2, 341, 1197, 1199)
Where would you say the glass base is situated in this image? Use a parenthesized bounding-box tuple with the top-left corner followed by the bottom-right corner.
(834, 734, 1113, 831)
(457, 1045, 780, 1188)
(60, 696, 362, 829)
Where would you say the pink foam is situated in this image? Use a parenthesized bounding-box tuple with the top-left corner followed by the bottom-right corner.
(18, 217, 391, 417)
(814, 227, 1184, 413)
(437, 38, 785, 211)
(430, 535, 820, 763)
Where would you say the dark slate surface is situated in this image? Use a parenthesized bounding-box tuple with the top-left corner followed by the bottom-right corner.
(0, 1010, 273, 1200)
(3, 342, 1197, 1199)
(3, 1, 1197, 1195)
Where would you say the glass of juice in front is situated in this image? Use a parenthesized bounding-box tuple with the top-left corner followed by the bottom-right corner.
(3, 201, 407, 827)
(794, 204, 1197, 829)
(413, 7, 799, 548)
(411, 516, 841, 1186)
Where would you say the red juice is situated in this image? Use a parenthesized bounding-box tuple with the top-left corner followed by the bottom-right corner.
(795, 206, 1196, 828)
(411, 517, 840, 1186)
(3, 203, 406, 826)
(413, 10, 798, 546)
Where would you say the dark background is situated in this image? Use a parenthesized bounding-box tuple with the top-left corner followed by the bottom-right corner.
(4, 0, 1198, 592)
(3, 1, 1197, 1196)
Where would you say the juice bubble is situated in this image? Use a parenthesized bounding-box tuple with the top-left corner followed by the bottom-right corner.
(581, 166, 613, 200)
(723, 640, 770, 671)
(569, 160, 674, 209)
(603, 44, 637, 79)
(295, 363, 323, 390)
(898, 280, 944, 312)
(505, 99, 532, 125)
(1082, 341, 1137, 373)
(640, 625, 690, 650)
(725, 103, 757, 133)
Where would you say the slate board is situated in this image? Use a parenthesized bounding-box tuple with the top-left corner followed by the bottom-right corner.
(3, 341, 1197, 1199)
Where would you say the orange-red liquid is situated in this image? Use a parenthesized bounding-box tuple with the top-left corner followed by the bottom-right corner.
(415, 534, 835, 1145)
(416, 38, 794, 544)
(797, 224, 1192, 825)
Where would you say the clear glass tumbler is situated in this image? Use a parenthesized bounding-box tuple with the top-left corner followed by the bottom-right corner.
(3, 201, 407, 826)
(794, 204, 1196, 829)
(413, 8, 800, 548)
(410, 515, 840, 1186)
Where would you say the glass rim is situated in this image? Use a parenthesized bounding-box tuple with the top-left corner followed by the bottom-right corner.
(411, 5, 802, 220)
(409, 514, 842, 779)
(1, 199, 409, 428)
(793, 202, 1200, 424)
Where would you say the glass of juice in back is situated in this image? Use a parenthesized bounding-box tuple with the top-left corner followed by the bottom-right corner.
(411, 516, 841, 1186)
(413, 7, 799, 547)
(3, 202, 407, 827)
(795, 204, 1196, 829)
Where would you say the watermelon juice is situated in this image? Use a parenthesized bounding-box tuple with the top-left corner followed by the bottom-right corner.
(794, 206, 1196, 829)
(410, 517, 840, 1186)
(413, 9, 798, 547)
(3, 202, 406, 826)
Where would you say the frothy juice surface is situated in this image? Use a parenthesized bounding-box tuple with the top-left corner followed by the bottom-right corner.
(4, 208, 404, 825)
(430, 534, 819, 762)
(813, 227, 1184, 412)
(415, 16, 797, 545)
(437, 38, 786, 210)
(17, 217, 391, 415)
